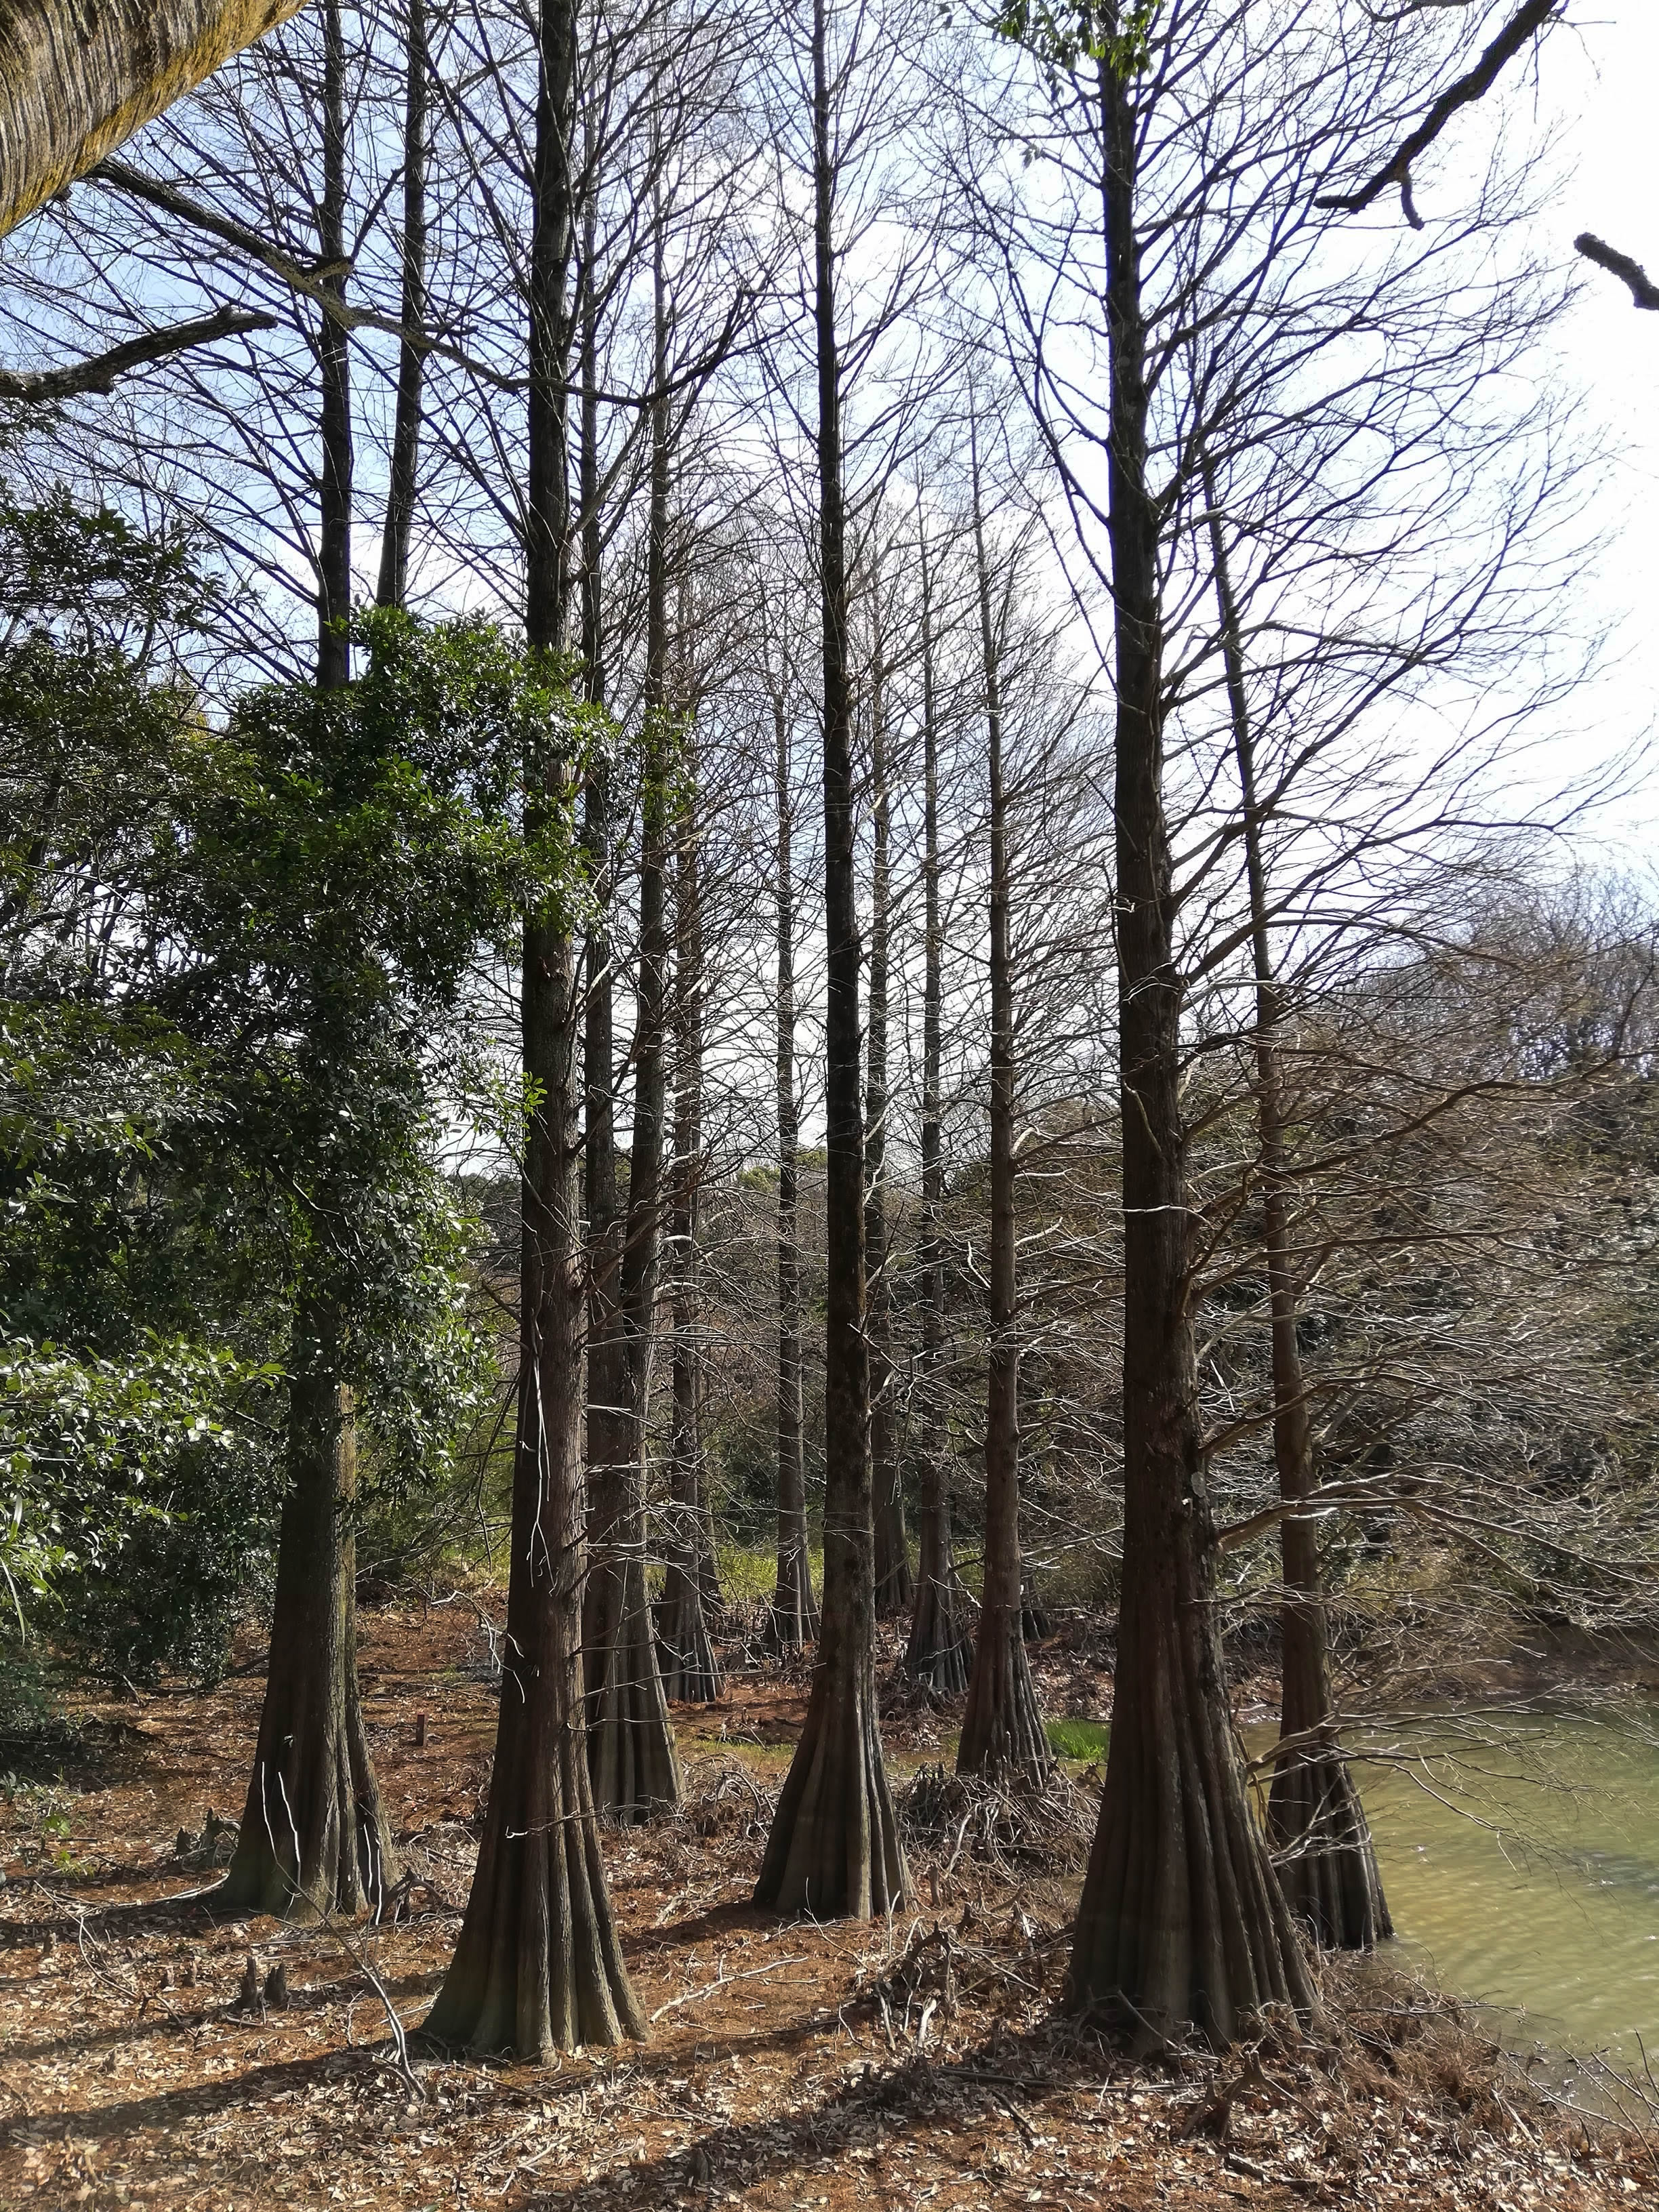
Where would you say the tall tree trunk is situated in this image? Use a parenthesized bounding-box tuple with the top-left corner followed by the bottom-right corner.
(1067, 47, 1313, 2047)
(375, 0, 426, 610)
(770, 674, 817, 1647)
(1204, 464, 1389, 1952)
(222, 1303, 392, 1917)
(586, 206, 680, 1819)
(957, 445, 1048, 1786)
(659, 755, 722, 1702)
(754, 0, 907, 1919)
(423, 0, 640, 2055)
(0, 0, 306, 239)
(906, 518, 969, 1696)
(867, 580, 911, 1620)
(223, 1, 392, 1921)
(578, 120, 628, 1696)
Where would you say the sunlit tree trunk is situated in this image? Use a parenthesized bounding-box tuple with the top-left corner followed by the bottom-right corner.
(770, 675, 817, 1647)
(584, 195, 680, 1822)
(423, 0, 640, 2056)
(867, 582, 910, 1619)
(659, 756, 722, 1702)
(754, 0, 907, 1918)
(0, 0, 305, 239)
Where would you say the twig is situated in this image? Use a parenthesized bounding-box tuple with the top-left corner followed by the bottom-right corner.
(648, 1953, 809, 2023)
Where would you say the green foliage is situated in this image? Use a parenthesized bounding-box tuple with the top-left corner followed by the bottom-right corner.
(994, 0, 1160, 77)
(0, 492, 587, 1683)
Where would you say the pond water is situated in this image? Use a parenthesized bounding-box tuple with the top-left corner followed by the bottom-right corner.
(1351, 1708, 1659, 2070)
(1047, 1708, 1659, 2066)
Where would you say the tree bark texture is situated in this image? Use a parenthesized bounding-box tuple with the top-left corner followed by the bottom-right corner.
(0, 0, 304, 239)
(1204, 466, 1389, 1952)
(222, 1338, 392, 1918)
(425, 0, 638, 2056)
(375, 0, 426, 611)
(958, 457, 1048, 1785)
(1067, 51, 1313, 2047)
(867, 590, 911, 1620)
(659, 771, 722, 1702)
(584, 216, 680, 1820)
(754, 0, 907, 1919)
(770, 678, 817, 1648)
(906, 525, 970, 1696)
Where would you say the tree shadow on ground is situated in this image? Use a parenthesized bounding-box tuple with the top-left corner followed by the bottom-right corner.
(523, 2020, 1093, 2211)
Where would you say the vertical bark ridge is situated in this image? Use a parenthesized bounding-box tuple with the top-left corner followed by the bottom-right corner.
(0, 0, 305, 240)
(222, 1353, 392, 1918)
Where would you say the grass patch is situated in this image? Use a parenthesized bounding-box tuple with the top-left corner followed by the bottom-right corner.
(1046, 1716, 1109, 1762)
(714, 1541, 825, 1607)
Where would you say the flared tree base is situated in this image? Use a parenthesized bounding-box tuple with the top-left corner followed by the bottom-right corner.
(588, 1559, 682, 1822)
(1268, 1734, 1391, 1950)
(907, 1567, 971, 1698)
(957, 1606, 1051, 1784)
(658, 1570, 724, 1705)
(1068, 1614, 1314, 2049)
(769, 1553, 819, 1652)
(422, 1710, 642, 2057)
(220, 1698, 394, 1921)
(754, 1660, 908, 1918)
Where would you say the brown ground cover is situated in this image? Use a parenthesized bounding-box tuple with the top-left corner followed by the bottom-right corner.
(0, 1600, 1647, 2211)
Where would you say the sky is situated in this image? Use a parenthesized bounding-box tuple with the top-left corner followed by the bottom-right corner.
(1530, 5, 1659, 860)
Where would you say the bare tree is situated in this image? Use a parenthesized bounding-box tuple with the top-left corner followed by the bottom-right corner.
(956, 436, 1049, 1784)
(866, 555, 912, 1618)
(905, 507, 970, 1692)
(424, 0, 641, 2055)
(754, 0, 908, 1919)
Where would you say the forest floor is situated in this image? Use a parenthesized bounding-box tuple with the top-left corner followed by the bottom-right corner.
(0, 1599, 1651, 2212)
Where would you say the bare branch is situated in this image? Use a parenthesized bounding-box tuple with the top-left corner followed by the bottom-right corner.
(1574, 231, 1659, 311)
(0, 304, 275, 401)
(1315, 0, 1561, 228)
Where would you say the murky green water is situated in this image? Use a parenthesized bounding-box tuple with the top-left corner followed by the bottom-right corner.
(1047, 1708, 1659, 2064)
(1350, 1708, 1659, 2068)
